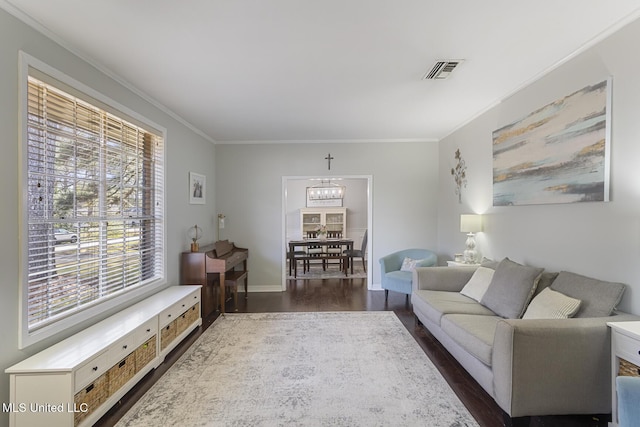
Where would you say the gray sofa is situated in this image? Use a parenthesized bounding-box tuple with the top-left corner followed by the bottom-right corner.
(411, 258, 639, 425)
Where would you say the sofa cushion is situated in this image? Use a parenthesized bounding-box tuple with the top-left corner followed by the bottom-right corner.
(441, 314, 501, 366)
(481, 258, 543, 319)
(460, 266, 495, 302)
(412, 290, 496, 326)
(522, 288, 581, 319)
(550, 271, 625, 317)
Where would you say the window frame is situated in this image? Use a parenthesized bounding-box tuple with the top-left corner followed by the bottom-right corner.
(18, 52, 167, 349)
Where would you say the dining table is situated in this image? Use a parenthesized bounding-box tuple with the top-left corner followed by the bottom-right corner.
(288, 238, 354, 278)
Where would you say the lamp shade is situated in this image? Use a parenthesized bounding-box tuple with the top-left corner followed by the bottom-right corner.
(460, 214, 482, 233)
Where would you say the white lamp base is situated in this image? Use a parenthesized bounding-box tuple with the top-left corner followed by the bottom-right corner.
(464, 233, 478, 264)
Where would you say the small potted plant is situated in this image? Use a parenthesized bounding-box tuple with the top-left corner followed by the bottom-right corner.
(316, 225, 328, 240)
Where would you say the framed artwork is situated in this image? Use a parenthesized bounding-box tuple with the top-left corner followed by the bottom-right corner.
(493, 78, 611, 206)
(189, 172, 206, 205)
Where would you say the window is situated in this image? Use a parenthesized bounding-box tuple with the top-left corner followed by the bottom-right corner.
(19, 53, 165, 347)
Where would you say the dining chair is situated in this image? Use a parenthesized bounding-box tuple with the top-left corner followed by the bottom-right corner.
(344, 229, 367, 273)
(305, 230, 325, 271)
(287, 245, 307, 275)
(325, 230, 343, 269)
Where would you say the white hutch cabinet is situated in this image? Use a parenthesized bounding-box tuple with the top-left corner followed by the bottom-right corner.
(300, 207, 347, 237)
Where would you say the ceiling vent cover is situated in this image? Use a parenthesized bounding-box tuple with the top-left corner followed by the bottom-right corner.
(423, 60, 464, 80)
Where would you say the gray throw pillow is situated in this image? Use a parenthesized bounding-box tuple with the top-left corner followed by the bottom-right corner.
(480, 258, 544, 319)
(480, 257, 499, 270)
(550, 271, 625, 317)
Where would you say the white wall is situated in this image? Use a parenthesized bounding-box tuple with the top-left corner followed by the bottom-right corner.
(215, 141, 440, 290)
(0, 8, 216, 425)
(438, 17, 640, 315)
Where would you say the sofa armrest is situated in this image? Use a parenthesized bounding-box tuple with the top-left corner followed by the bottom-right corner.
(412, 266, 477, 292)
(492, 313, 639, 417)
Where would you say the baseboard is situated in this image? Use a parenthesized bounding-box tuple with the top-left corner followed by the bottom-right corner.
(246, 285, 284, 292)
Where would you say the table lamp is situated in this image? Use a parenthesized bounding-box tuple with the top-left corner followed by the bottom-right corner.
(460, 214, 482, 264)
(188, 225, 203, 252)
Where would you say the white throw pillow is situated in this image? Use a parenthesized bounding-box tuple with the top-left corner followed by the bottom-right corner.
(400, 257, 422, 272)
(522, 287, 582, 319)
(460, 267, 495, 302)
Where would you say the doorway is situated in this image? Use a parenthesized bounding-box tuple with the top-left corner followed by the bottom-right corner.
(281, 175, 372, 290)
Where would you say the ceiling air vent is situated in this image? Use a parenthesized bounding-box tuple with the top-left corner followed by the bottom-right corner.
(423, 60, 464, 80)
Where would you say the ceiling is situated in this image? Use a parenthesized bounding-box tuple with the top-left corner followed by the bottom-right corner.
(5, 1, 640, 143)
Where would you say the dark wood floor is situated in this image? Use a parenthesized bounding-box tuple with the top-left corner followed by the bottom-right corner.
(96, 278, 610, 427)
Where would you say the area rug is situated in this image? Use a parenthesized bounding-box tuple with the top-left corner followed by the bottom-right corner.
(116, 312, 479, 427)
(287, 263, 367, 280)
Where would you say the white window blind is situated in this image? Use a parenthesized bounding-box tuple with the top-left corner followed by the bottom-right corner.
(24, 75, 165, 334)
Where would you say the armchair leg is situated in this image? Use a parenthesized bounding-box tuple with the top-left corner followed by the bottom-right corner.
(362, 257, 366, 273)
(384, 289, 389, 301)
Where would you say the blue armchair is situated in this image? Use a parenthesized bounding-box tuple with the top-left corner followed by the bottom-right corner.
(617, 376, 640, 427)
(379, 249, 437, 301)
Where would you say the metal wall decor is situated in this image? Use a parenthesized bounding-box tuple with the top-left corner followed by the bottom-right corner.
(451, 149, 467, 204)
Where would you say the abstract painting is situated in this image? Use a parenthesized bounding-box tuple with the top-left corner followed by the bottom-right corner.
(493, 78, 611, 206)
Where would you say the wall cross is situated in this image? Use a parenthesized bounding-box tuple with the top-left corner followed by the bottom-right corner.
(325, 153, 334, 170)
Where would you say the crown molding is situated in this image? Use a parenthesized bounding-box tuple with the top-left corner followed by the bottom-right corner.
(1, 0, 216, 145)
(441, 7, 640, 141)
(214, 138, 438, 145)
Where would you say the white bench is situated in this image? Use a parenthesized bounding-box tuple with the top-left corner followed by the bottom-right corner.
(6, 285, 201, 427)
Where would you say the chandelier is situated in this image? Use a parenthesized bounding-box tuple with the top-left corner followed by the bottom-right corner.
(307, 178, 346, 200)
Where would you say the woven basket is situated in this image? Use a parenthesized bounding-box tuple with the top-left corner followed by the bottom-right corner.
(107, 353, 136, 395)
(74, 372, 108, 425)
(619, 358, 640, 377)
(161, 321, 177, 351)
(135, 336, 157, 372)
(186, 303, 200, 325)
(176, 308, 191, 335)
(176, 303, 200, 335)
